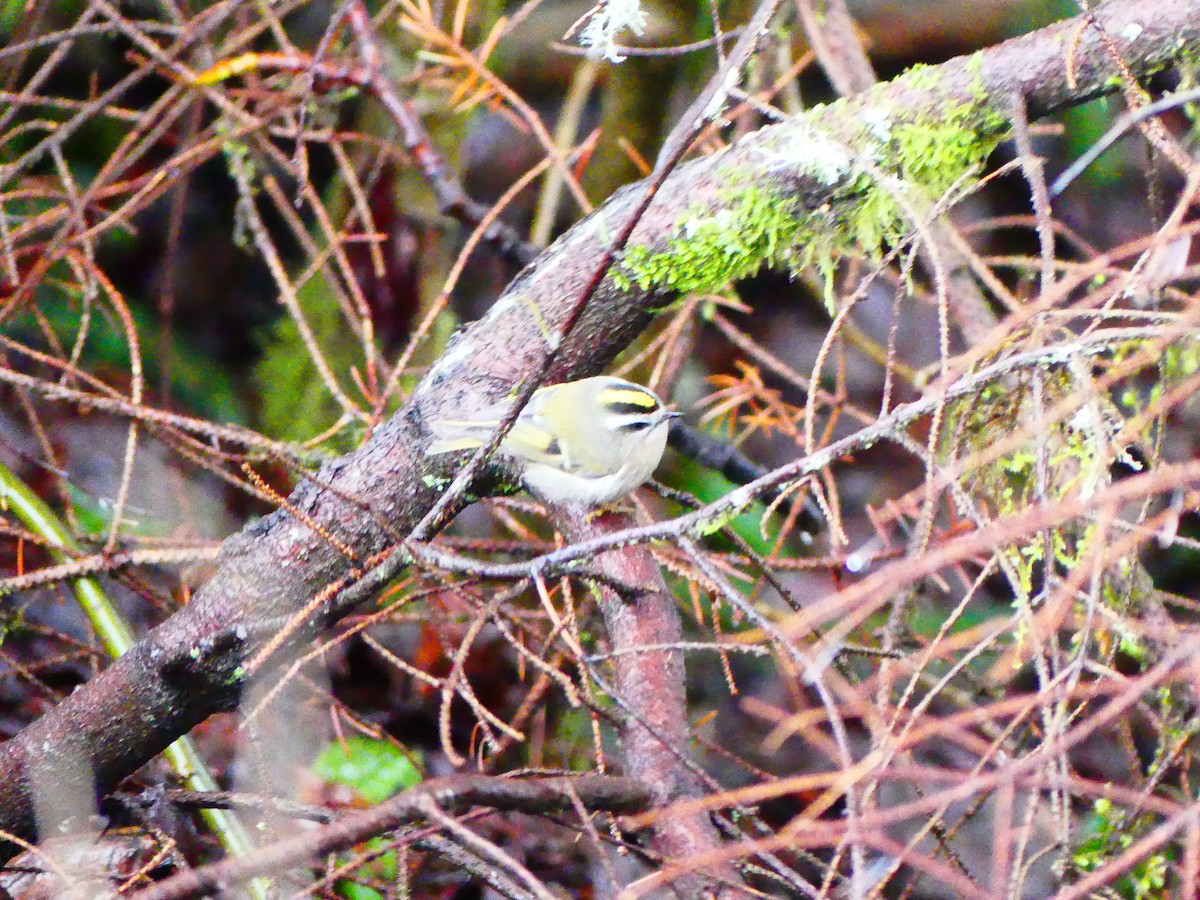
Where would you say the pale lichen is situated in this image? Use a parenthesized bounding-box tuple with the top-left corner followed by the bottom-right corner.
(578, 0, 647, 63)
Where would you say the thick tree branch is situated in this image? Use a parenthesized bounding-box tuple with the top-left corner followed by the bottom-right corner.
(1, 0, 1197, 864)
(561, 507, 743, 897)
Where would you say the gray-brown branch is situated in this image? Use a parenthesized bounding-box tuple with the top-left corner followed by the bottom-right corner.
(133, 774, 651, 900)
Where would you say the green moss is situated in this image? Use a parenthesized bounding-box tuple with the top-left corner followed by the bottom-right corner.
(854, 64, 1005, 248)
(1111, 334, 1200, 413)
(893, 116, 997, 195)
(945, 367, 1109, 593)
(615, 186, 807, 295)
(614, 66, 1006, 309)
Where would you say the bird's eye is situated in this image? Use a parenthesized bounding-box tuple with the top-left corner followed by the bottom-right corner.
(622, 420, 652, 432)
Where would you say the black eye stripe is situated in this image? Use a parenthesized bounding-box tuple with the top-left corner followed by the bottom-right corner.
(620, 420, 652, 431)
(609, 401, 658, 416)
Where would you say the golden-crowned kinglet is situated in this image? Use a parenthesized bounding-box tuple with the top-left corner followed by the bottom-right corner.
(426, 376, 680, 506)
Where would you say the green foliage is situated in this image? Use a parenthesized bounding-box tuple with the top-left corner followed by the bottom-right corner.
(64, 482, 122, 538)
(671, 456, 778, 556)
(252, 274, 368, 447)
(1061, 99, 1125, 190)
(330, 837, 400, 900)
(1073, 798, 1172, 898)
(1146, 686, 1199, 777)
(336, 879, 386, 900)
(906, 604, 1005, 642)
(5, 280, 245, 425)
(1158, 337, 1200, 400)
(312, 734, 423, 804)
(310, 735, 422, 899)
(0, 601, 25, 648)
(552, 706, 606, 771)
(0, 0, 23, 36)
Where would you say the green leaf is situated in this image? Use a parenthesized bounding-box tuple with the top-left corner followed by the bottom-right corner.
(337, 881, 383, 900)
(312, 735, 423, 805)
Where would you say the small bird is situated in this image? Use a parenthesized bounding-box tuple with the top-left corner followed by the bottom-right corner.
(426, 376, 680, 506)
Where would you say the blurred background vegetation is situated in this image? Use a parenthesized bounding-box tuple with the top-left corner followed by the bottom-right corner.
(3, 0, 1200, 896)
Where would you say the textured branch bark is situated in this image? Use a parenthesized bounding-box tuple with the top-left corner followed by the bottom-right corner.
(562, 508, 743, 897)
(2, 0, 1198, 866)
